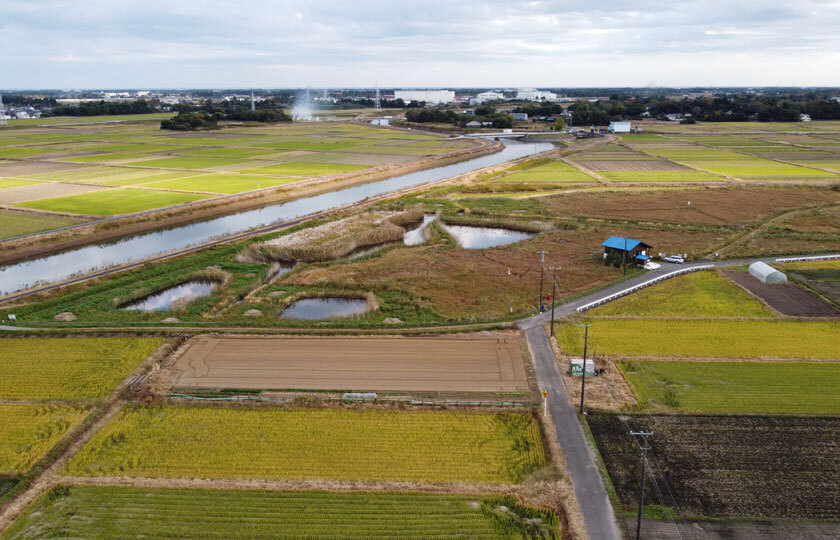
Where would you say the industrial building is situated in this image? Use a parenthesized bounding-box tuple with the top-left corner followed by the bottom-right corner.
(473, 91, 505, 104)
(394, 90, 455, 104)
(608, 121, 632, 133)
(516, 88, 557, 101)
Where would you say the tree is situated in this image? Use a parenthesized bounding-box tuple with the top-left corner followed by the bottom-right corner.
(553, 118, 565, 131)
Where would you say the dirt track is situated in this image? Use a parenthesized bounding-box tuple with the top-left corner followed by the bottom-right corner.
(169, 335, 530, 393)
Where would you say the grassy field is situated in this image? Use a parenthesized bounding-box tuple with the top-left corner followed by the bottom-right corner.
(14, 188, 210, 216)
(590, 271, 774, 317)
(146, 173, 298, 194)
(618, 360, 840, 414)
(557, 319, 840, 359)
(0, 178, 41, 189)
(0, 210, 86, 239)
(66, 406, 546, 484)
(0, 404, 89, 475)
(241, 161, 370, 176)
(3, 487, 559, 539)
(122, 156, 250, 170)
(0, 338, 163, 400)
(500, 160, 594, 183)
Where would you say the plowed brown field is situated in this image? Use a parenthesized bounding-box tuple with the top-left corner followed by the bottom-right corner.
(170, 335, 530, 393)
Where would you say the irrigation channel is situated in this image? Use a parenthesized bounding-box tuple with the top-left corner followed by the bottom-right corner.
(0, 140, 553, 297)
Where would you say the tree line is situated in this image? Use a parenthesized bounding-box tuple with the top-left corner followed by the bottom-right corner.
(405, 105, 514, 128)
(161, 99, 290, 130)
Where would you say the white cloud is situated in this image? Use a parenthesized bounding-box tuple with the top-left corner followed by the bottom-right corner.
(1, 0, 838, 87)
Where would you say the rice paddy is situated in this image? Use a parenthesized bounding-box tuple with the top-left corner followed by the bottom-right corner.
(14, 188, 210, 216)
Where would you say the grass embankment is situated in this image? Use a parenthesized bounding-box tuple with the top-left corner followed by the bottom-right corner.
(590, 271, 774, 317)
(0, 210, 87, 240)
(3, 487, 560, 539)
(0, 404, 89, 475)
(619, 360, 840, 414)
(66, 406, 546, 484)
(0, 338, 163, 400)
(557, 319, 840, 359)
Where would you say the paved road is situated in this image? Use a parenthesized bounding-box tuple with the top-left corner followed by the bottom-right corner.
(518, 254, 839, 540)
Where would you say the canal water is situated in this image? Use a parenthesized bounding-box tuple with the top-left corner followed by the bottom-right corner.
(0, 139, 552, 296)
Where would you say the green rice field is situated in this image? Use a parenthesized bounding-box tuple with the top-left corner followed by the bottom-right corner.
(241, 161, 370, 176)
(3, 487, 560, 540)
(14, 188, 210, 216)
(600, 171, 723, 182)
(0, 178, 42, 189)
(0, 210, 87, 239)
(619, 360, 840, 414)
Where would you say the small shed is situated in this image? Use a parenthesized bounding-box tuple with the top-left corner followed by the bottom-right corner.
(749, 261, 787, 284)
(465, 120, 482, 128)
(602, 236, 652, 263)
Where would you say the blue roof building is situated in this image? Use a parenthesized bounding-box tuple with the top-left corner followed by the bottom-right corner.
(602, 236, 652, 262)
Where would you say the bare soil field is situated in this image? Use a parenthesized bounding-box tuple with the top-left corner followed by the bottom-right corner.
(575, 160, 690, 172)
(628, 518, 840, 540)
(0, 161, 87, 177)
(724, 270, 840, 317)
(167, 334, 531, 393)
(0, 183, 109, 205)
(539, 187, 840, 226)
(589, 413, 840, 519)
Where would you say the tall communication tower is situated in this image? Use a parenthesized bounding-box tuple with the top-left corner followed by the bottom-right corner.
(250, 90, 255, 111)
(374, 84, 382, 113)
(0, 92, 7, 127)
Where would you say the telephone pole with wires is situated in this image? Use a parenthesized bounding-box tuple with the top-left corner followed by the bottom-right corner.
(549, 265, 559, 336)
(576, 323, 590, 414)
(537, 250, 548, 312)
(630, 431, 654, 540)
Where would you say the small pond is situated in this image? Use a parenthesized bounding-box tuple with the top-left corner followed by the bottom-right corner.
(122, 281, 217, 312)
(403, 214, 437, 246)
(279, 297, 369, 320)
(441, 224, 535, 249)
(268, 264, 295, 282)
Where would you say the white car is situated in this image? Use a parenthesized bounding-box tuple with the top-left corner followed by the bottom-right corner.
(663, 255, 685, 264)
(643, 262, 661, 270)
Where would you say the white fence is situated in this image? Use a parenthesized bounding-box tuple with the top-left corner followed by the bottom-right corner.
(774, 254, 840, 263)
(576, 265, 714, 312)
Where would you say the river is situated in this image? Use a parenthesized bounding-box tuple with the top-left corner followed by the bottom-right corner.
(0, 139, 552, 296)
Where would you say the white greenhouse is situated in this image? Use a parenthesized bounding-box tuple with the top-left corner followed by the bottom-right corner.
(748, 261, 787, 284)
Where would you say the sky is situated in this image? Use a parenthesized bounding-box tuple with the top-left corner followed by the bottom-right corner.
(3, 0, 840, 89)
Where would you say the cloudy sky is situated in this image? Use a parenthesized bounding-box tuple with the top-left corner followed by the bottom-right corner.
(4, 0, 840, 89)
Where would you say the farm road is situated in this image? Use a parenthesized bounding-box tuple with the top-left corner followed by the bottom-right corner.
(518, 253, 840, 540)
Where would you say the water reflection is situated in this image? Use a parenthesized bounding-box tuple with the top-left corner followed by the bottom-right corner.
(280, 297, 368, 320)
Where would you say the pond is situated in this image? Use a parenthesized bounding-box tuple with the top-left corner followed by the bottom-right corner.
(121, 281, 217, 312)
(441, 224, 535, 249)
(403, 214, 437, 246)
(279, 297, 369, 320)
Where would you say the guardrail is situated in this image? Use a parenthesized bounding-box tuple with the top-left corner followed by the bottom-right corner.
(774, 254, 840, 263)
(576, 264, 715, 312)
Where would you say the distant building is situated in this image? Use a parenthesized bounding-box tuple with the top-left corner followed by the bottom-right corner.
(465, 120, 483, 128)
(664, 113, 684, 122)
(511, 113, 528, 122)
(602, 236, 652, 263)
(609, 121, 632, 133)
(473, 91, 505, 104)
(393, 90, 455, 104)
(516, 88, 557, 101)
(800, 114, 812, 122)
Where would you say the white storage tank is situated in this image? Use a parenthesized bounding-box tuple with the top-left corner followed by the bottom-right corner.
(749, 261, 787, 284)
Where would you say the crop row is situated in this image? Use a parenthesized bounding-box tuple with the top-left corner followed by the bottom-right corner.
(65, 406, 547, 484)
(3, 486, 560, 539)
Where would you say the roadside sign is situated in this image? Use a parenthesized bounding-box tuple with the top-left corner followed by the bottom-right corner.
(542, 390, 548, 399)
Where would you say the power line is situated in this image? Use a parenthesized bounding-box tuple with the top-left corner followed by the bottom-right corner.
(630, 431, 653, 540)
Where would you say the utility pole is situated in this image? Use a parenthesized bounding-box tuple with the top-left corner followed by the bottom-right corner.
(549, 265, 560, 336)
(538, 250, 548, 312)
(623, 236, 628, 276)
(630, 431, 654, 540)
(577, 323, 590, 414)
